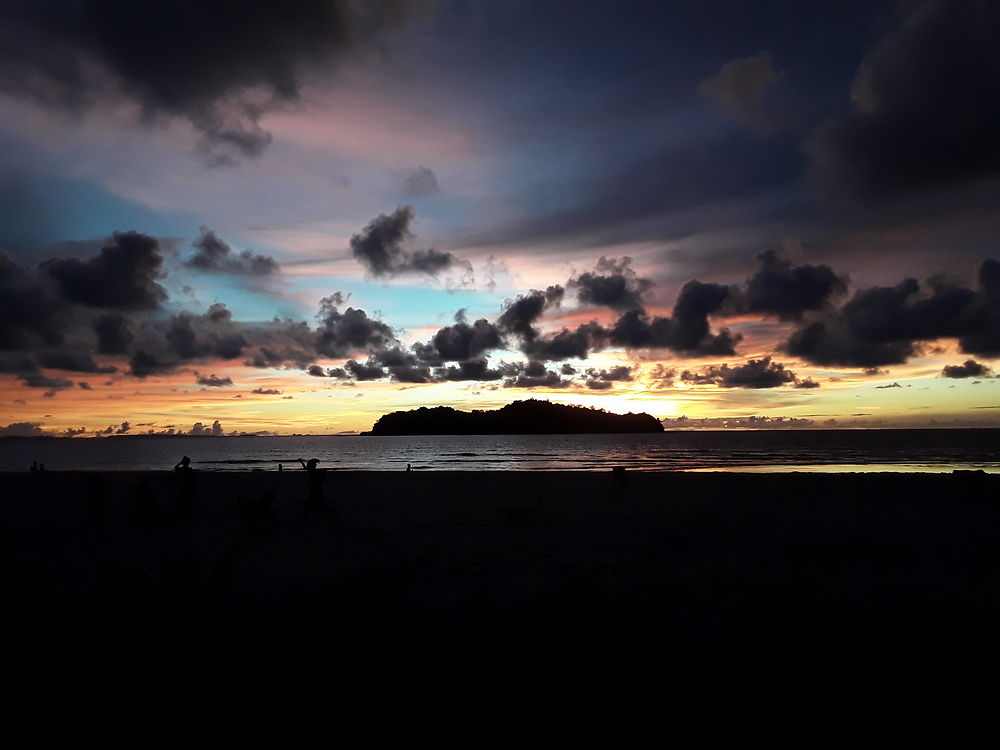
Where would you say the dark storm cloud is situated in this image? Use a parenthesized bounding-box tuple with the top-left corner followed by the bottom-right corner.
(401, 166, 440, 196)
(698, 51, 785, 135)
(423, 318, 505, 363)
(42, 231, 167, 310)
(166, 304, 246, 360)
(0, 422, 46, 437)
(19, 371, 74, 390)
(462, 132, 801, 252)
(0, 0, 426, 163)
(681, 357, 798, 389)
(0, 250, 67, 349)
(189, 421, 224, 437)
(568, 256, 652, 311)
(785, 259, 1000, 366)
(727, 250, 846, 320)
(314, 295, 396, 358)
(93, 313, 134, 354)
(503, 361, 572, 389)
(942, 360, 992, 379)
(436, 358, 504, 382)
(344, 359, 386, 381)
(371, 346, 433, 383)
(584, 366, 633, 390)
(185, 228, 279, 276)
(606, 281, 741, 356)
(350, 206, 470, 279)
(808, 0, 1000, 199)
(37, 350, 116, 373)
(522, 322, 606, 362)
(196, 373, 234, 387)
(127, 303, 247, 376)
(496, 286, 564, 341)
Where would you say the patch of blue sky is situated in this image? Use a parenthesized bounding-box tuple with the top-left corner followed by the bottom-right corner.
(0, 169, 196, 254)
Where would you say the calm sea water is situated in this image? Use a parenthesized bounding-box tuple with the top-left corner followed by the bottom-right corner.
(2, 429, 999, 473)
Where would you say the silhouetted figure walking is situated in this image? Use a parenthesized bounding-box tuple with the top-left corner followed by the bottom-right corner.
(298, 457, 329, 518)
(407, 463, 412, 472)
(174, 455, 194, 518)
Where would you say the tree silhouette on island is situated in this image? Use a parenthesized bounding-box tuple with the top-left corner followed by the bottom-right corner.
(363, 399, 664, 436)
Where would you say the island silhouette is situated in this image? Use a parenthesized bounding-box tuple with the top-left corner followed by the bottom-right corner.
(363, 399, 664, 436)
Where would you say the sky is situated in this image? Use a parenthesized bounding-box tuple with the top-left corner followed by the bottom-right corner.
(1, 0, 999, 436)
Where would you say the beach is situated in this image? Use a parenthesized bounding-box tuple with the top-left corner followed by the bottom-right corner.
(5, 469, 1000, 723)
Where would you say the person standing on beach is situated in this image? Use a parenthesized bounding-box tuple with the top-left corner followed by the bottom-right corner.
(174, 456, 194, 518)
(298, 458, 328, 517)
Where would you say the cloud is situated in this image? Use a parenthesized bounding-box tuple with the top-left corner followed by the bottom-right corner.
(942, 359, 993, 378)
(727, 250, 847, 320)
(662, 415, 817, 430)
(314, 295, 396, 358)
(251, 387, 282, 395)
(0, 422, 46, 437)
(698, 51, 785, 134)
(785, 259, 1000, 366)
(522, 322, 605, 362)
(189, 420, 224, 436)
(875, 381, 903, 389)
(0, 250, 69, 350)
(195, 373, 234, 387)
(127, 302, 248, 376)
(93, 313, 134, 354)
(680, 356, 798, 389)
(38, 350, 117, 373)
(503, 361, 572, 389)
(420, 317, 505, 363)
(344, 359, 386, 381)
(807, 0, 1000, 199)
(0, 1, 427, 163)
(569, 256, 652, 311)
(585, 365, 633, 390)
(42, 231, 167, 310)
(19, 371, 74, 390)
(496, 285, 565, 341)
(607, 280, 741, 356)
(116, 421, 130, 434)
(185, 227, 279, 275)
(401, 166, 440, 196)
(436, 358, 504, 382)
(350, 206, 470, 279)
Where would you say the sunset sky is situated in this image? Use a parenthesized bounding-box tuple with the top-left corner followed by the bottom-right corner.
(1, 0, 998, 436)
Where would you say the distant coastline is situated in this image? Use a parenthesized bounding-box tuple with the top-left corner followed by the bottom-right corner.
(363, 399, 664, 436)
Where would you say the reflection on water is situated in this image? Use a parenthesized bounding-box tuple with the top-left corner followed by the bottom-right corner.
(1, 429, 999, 473)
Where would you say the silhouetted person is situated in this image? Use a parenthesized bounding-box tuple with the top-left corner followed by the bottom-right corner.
(298, 457, 328, 518)
(407, 463, 412, 472)
(278, 463, 283, 473)
(174, 455, 194, 518)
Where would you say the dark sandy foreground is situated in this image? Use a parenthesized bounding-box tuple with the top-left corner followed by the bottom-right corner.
(4, 469, 1000, 727)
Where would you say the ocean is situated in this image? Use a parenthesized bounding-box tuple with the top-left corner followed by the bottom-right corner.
(2, 429, 999, 473)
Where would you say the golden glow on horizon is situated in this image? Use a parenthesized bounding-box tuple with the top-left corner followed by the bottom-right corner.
(3, 338, 998, 436)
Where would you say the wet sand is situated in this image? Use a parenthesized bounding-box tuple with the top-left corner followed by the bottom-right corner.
(5, 469, 1000, 724)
